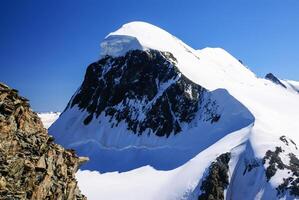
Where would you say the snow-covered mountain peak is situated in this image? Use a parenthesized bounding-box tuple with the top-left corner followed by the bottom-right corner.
(265, 73, 287, 88)
(100, 21, 195, 58)
(50, 22, 299, 199)
(266, 72, 299, 94)
(100, 21, 257, 94)
(51, 22, 256, 171)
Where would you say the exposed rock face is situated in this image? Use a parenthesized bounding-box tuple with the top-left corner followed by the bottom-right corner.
(0, 83, 87, 199)
(68, 49, 220, 137)
(193, 136, 299, 200)
(241, 135, 299, 198)
(263, 136, 299, 197)
(198, 153, 231, 200)
(265, 73, 287, 88)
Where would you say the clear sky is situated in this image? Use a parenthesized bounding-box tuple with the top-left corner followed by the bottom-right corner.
(1, 0, 299, 111)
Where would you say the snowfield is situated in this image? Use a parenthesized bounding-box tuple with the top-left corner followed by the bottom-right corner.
(75, 125, 252, 200)
(47, 22, 299, 199)
(38, 112, 60, 129)
(281, 79, 299, 93)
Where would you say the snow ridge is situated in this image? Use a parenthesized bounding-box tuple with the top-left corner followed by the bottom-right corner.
(48, 21, 299, 200)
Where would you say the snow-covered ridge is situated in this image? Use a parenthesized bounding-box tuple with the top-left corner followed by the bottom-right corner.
(100, 21, 195, 58)
(282, 79, 299, 93)
(50, 21, 299, 199)
(100, 21, 256, 92)
(50, 48, 254, 171)
(265, 72, 299, 94)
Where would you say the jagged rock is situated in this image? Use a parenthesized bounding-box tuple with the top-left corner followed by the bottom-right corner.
(0, 177, 6, 189)
(263, 146, 284, 181)
(36, 155, 47, 171)
(0, 82, 87, 200)
(68, 49, 220, 137)
(198, 153, 231, 200)
(258, 136, 299, 197)
(265, 73, 287, 88)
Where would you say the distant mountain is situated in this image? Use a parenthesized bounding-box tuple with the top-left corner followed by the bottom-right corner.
(38, 112, 60, 129)
(265, 73, 287, 88)
(50, 22, 299, 200)
(265, 72, 299, 93)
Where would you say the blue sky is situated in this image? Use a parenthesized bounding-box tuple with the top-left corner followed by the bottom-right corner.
(1, 0, 299, 111)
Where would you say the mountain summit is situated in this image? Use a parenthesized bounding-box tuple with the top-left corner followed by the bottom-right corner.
(100, 21, 186, 57)
(50, 22, 253, 172)
(50, 21, 299, 200)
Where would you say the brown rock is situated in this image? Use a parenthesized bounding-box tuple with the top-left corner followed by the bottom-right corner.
(78, 157, 89, 165)
(0, 177, 7, 190)
(0, 82, 87, 199)
(36, 155, 47, 171)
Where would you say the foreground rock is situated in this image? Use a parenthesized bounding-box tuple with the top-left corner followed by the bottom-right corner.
(0, 83, 87, 199)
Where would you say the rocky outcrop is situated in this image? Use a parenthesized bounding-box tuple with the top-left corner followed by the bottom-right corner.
(263, 136, 299, 197)
(68, 49, 220, 137)
(198, 153, 231, 200)
(0, 83, 87, 199)
(241, 135, 299, 198)
(265, 73, 287, 88)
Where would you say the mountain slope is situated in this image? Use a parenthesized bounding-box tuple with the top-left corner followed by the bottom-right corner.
(265, 73, 299, 94)
(284, 80, 299, 92)
(50, 21, 299, 200)
(50, 49, 253, 172)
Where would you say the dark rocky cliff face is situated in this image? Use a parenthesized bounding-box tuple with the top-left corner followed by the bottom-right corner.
(265, 73, 287, 88)
(0, 83, 87, 200)
(68, 49, 220, 137)
(198, 153, 231, 200)
(263, 136, 299, 198)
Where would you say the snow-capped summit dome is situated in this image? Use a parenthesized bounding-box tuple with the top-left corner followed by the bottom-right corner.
(100, 21, 257, 92)
(51, 21, 299, 199)
(100, 21, 194, 57)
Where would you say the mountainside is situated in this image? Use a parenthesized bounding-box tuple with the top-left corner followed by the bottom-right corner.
(0, 83, 87, 199)
(265, 73, 287, 88)
(50, 22, 299, 200)
(50, 49, 253, 172)
(285, 80, 299, 93)
(265, 73, 299, 94)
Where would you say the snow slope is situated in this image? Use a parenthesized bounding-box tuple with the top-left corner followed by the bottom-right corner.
(50, 80, 254, 171)
(265, 72, 299, 94)
(281, 79, 299, 93)
(50, 21, 299, 199)
(38, 112, 60, 129)
(76, 125, 251, 200)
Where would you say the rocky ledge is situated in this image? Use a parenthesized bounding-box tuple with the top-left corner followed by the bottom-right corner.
(0, 83, 87, 199)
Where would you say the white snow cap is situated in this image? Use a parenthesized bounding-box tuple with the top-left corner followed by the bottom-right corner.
(99, 21, 256, 92)
(100, 21, 194, 57)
